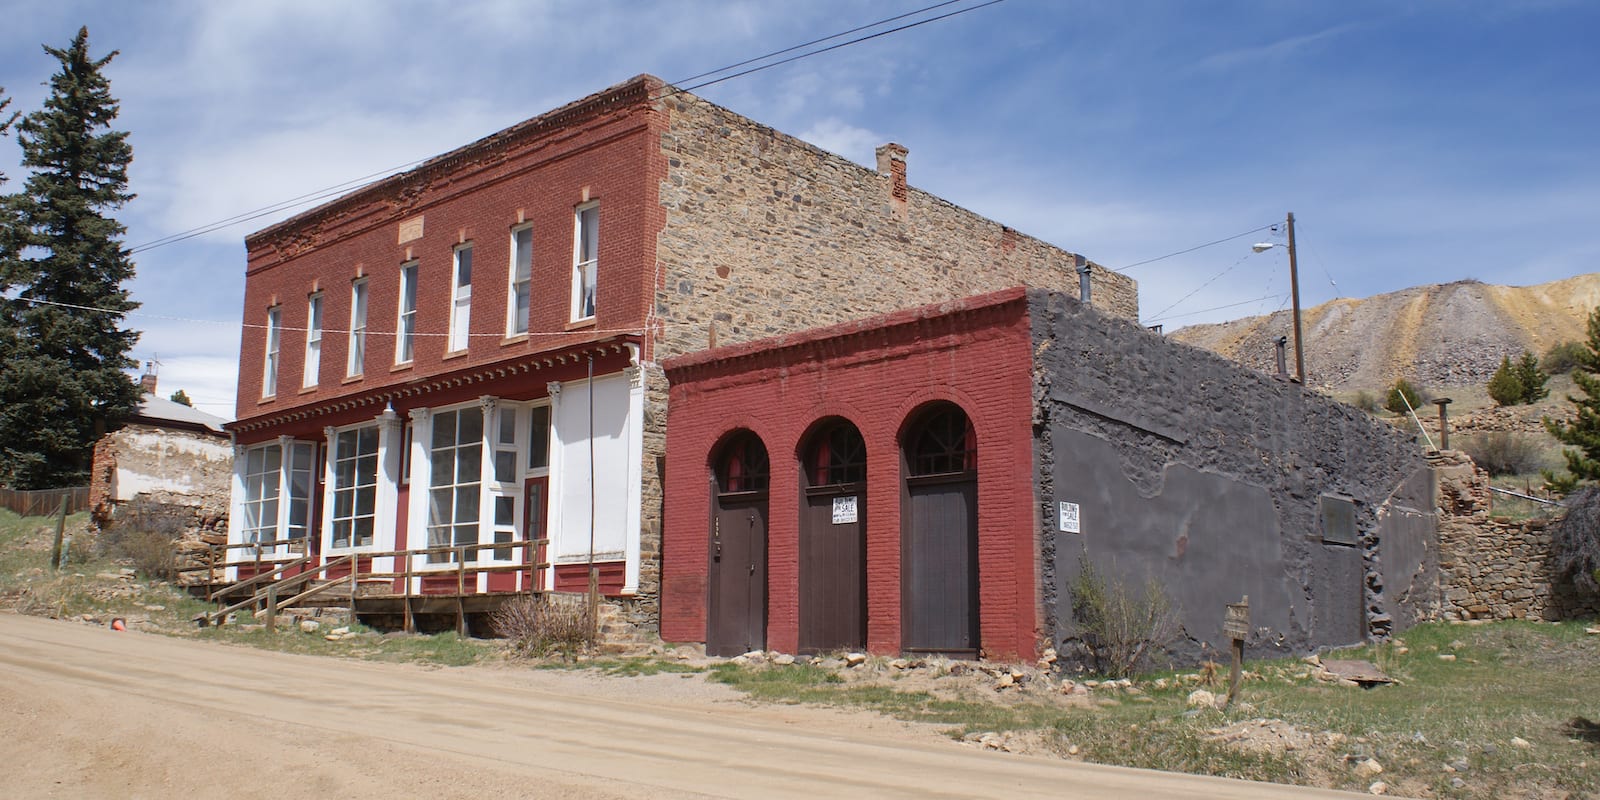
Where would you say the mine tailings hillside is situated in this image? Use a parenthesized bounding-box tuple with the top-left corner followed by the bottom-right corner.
(1168, 273, 1600, 393)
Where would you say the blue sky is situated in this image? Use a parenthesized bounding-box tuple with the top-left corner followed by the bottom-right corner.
(1, 1, 1596, 417)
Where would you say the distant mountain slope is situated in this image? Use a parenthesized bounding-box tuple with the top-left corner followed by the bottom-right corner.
(1169, 273, 1600, 392)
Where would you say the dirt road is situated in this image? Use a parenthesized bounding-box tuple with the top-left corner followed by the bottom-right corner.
(0, 613, 1365, 799)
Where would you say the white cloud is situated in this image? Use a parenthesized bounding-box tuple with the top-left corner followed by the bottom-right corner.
(797, 117, 883, 166)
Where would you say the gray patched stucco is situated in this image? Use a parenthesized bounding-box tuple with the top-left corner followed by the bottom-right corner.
(1027, 289, 1437, 665)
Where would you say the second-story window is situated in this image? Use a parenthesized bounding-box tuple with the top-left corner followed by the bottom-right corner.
(302, 293, 322, 388)
(572, 203, 598, 321)
(450, 244, 473, 352)
(508, 226, 532, 336)
(262, 306, 281, 398)
(396, 261, 417, 364)
(347, 279, 368, 377)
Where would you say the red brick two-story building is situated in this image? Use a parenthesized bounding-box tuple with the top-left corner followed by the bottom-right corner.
(226, 74, 1135, 636)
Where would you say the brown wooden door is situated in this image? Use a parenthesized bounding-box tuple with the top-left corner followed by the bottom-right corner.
(707, 496, 767, 656)
(799, 488, 865, 653)
(902, 476, 978, 654)
(520, 476, 548, 592)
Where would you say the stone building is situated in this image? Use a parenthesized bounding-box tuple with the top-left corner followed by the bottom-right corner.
(90, 370, 232, 527)
(662, 288, 1438, 662)
(225, 75, 1134, 634)
(90, 372, 233, 583)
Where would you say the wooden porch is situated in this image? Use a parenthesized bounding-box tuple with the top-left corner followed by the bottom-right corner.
(194, 537, 551, 636)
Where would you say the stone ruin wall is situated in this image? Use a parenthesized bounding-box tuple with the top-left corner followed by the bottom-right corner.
(1431, 450, 1597, 621)
(89, 424, 232, 586)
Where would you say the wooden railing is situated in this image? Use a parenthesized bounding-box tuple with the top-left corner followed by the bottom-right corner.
(204, 538, 550, 635)
(0, 486, 90, 517)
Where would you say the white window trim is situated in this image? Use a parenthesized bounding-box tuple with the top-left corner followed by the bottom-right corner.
(419, 400, 489, 569)
(396, 261, 418, 365)
(347, 279, 368, 377)
(302, 293, 322, 389)
(507, 225, 533, 337)
(325, 422, 380, 552)
(262, 306, 281, 398)
(571, 202, 598, 322)
(228, 438, 315, 564)
(449, 244, 473, 352)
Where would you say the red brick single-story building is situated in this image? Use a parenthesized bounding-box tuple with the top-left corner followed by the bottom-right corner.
(662, 288, 1439, 663)
(662, 289, 1038, 658)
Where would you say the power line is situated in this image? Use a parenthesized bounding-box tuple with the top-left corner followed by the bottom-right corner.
(123, 1, 1007, 257)
(127, 159, 432, 254)
(1112, 223, 1277, 273)
(1139, 292, 1286, 323)
(1142, 249, 1262, 323)
(663, 0, 1007, 97)
(666, 0, 971, 89)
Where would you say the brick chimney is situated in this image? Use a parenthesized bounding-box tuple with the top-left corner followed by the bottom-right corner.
(875, 143, 908, 217)
(139, 363, 157, 395)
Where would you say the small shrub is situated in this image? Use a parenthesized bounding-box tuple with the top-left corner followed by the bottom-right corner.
(1385, 378, 1426, 414)
(1459, 431, 1548, 476)
(1488, 356, 1525, 407)
(1351, 391, 1380, 413)
(98, 499, 187, 582)
(1543, 340, 1590, 375)
(1067, 555, 1178, 679)
(491, 594, 593, 657)
(1551, 486, 1600, 600)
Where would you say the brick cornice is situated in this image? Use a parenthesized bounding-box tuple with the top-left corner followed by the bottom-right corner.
(663, 287, 1030, 383)
(227, 335, 639, 434)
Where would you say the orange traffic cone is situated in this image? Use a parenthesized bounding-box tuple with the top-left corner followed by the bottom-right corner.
(110, 618, 126, 631)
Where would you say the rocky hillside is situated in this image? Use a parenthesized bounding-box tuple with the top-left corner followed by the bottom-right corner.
(1170, 273, 1600, 392)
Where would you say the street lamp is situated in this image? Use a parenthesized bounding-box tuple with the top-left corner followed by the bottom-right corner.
(1250, 212, 1304, 384)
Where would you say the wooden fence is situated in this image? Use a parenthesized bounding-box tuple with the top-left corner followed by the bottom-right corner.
(0, 486, 90, 517)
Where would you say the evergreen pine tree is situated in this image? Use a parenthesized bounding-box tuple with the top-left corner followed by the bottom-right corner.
(1513, 350, 1548, 404)
(1545, 307, 1600, 494)
(0, 28, 141, 488)
(1487, 356, 1524, 407)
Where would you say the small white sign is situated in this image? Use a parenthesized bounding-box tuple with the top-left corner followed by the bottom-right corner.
(832, 496, 859, 524)
(1059, 501, 1081, 534)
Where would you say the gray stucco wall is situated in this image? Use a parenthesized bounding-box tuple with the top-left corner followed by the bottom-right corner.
(1027, 289, 1435, 666)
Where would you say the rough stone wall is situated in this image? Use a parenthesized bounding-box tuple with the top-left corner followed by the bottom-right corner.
(89, 425, 232, 524)
(650, 93, 1138, 365)
(88, 424, 233, 586)
(1027, 289, 1436, 666)
(1432, 450, 1597, 620)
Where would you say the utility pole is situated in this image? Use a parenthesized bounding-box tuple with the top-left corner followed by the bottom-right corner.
(1286, 212, 1305, 384)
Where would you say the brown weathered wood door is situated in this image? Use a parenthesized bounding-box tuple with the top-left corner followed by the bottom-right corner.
(902, 476, 978, 654)
(706, 432, 769, 657)
(901, 405, 979, 656)
(799, 421, 867, 653)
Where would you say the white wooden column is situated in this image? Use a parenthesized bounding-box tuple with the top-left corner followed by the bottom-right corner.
(374, 406, 403, 576)
(476, 395, 497, 593)
(276, 434, 296, 559)
(319, 426, 337, 559)
(226, 440, 246, 580)
(406, 407, 431, 594)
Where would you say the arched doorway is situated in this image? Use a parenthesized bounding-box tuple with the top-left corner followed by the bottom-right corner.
(707, 431, 769, 657)
(901, 403, 979, 656)
(799, 419, 867, 653)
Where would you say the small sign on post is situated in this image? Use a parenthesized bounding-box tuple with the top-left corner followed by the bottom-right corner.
(1223, 595, 1249, 709)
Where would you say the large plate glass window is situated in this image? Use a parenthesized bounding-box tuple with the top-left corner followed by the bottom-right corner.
(427, 406, 482, 562)
(331, 425, 379, 549)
